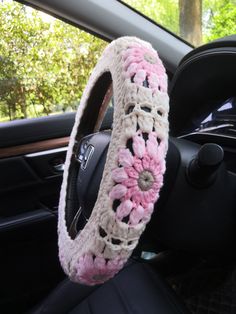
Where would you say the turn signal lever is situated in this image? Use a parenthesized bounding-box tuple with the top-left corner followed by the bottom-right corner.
(144, 138, 236, 257)
(187, 143, 224, 188)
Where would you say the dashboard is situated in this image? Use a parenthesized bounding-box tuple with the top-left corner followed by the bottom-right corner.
(180, 96, 236, 174)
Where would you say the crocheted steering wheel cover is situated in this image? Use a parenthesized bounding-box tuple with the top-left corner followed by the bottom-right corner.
(58, 37, 169, 285)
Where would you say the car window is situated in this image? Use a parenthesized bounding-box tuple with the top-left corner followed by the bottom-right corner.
(121, 0, 236, 47)
(0, 0, 107, 122)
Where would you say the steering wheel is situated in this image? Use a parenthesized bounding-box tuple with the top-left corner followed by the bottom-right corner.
(58, 36, 236, 287)
(58, 37, 169, 285)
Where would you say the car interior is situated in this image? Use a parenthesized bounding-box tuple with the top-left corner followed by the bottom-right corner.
(0, 1, 236, 313)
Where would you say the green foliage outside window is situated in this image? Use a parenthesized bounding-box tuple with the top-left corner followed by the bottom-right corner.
(205, 0, 236, 40)
(124, 0, 236, 44)
(1, 0, 236, 122)
(0, 1, 106, 121)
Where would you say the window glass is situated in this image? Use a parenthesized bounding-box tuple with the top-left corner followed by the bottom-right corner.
(122, 0, 236, 47)
(0, 0, 107, 122)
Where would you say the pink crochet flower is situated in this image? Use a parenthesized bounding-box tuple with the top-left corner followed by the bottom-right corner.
(74, 253, 125, 285)
(110, 132, 165, 225)
(122, 45, 167, 92)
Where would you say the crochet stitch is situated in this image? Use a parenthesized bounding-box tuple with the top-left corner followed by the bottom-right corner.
(58, 36, 169, 285)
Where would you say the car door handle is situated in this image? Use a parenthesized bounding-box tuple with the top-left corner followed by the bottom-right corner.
(53, 163, 65, 172)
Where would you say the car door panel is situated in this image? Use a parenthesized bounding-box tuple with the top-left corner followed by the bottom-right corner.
(0, 113, 74, 313)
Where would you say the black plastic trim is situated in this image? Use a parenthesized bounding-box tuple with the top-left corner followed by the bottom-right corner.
(0, 209, 55, 232)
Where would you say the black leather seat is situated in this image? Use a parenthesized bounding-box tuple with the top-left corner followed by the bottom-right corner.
(31, 261, 189, 314)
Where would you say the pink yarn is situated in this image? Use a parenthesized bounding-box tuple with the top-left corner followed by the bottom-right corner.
(74, 253, 125, 285)
(116, 199, 133, 220)
(133, 69, 146, 85)
(132, 158, 143, 173)
(122, 45, 167, 92)
(133, 132, 146, 158)
(109, 184, 127, 200)
(141, 203, 154, 223)
(111, 132, 165, 223)
(125, 166, 139, 179)
(129, 205, 145, 225)
(146, 132, 159, 159)
(118, 148, 134, 167)
(112, 167, 128, 182)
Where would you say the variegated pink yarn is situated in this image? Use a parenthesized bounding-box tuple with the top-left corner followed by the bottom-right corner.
(74, 254, 125, 285)
(110, 131, 165, 225)
(123, 45, 167, 92)
(58, 37, 169, 286)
